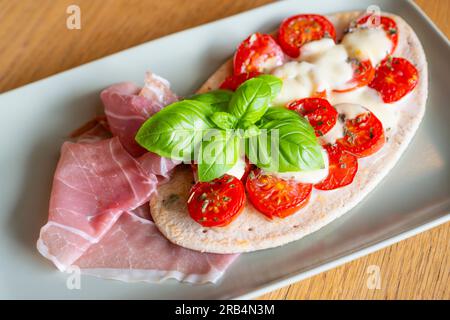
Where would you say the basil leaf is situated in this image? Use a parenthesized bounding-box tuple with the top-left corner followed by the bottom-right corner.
(256, 74, 282, 101)
(229, 78, 271, 129)
(242, 125, 260, 138)
(189, 89, 233, 111)
(135, 100, 215, 161)
(197, 130, 239, 182)
(210, 112, 237, 129)
(257, 107, 302, 124)
(247, 107, 324, 172)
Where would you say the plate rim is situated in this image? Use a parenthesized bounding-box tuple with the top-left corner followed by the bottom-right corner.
(1, 0, 449, 299)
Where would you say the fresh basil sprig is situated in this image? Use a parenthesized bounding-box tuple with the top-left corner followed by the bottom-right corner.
(210, 112, 237, 129)
(189, 89, 233, 111)
(136, 75, 324, 182)
(197, 130, 240, 182)
(228, 78, 271, 129)
(247, 107, 324, 173)
(135, 100, 215, 161)
(255, 74, 282, 101)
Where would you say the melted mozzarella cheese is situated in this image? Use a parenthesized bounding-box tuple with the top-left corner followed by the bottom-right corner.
(335, 102, 368, 120)
(272, 61, 316, 104)
(329, 87, 398, 130)
(320, 103, 374, 144)
(341, 27, 392, 66)
(298, 38, 335, 61)
(272, 40, 353, 105)
(225, 156, 246, 179)
(270, 149, 329, 184)
(320, 117, 345, 144)
(262, 56, 283, 73)
(319, 104, 368, 144)
(310, 44, 353, 92)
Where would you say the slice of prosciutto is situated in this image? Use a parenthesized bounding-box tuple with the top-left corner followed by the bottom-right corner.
(75, 212, 238, 284)
(38, 72, 238, 284)
(37, 137, 158, 270)
(100, 73, 177, 157)
(69, 116, 111, 143)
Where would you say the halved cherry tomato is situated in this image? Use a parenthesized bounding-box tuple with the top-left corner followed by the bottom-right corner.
(246, 169, 312, 219)
(287, 98, 338, 137)
(314, 144, 358, 190)
(369, 57, 419, 103)
(337, 111, 385, 158)
(333, 59, 375, 93)
(233, 33, 284, 74)
(357, 14, 398, 54)
(187, 174, 245, 227)
(219, 71, 261, 91)
(278, 14, 336, 58)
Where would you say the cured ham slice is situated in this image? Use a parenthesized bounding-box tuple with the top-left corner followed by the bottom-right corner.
(38, 73, 238, 284)
(37, 137, 158, 270)
(137, 152, 180, 183)
(131, 202, 153, 221)
(100, 73, 177, 157)
(69, 116, 111, 143)
(75, 212, 238, 284)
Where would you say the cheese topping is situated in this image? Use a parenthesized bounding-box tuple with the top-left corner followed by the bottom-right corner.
(299, 38, 335, 61)
(225, 156, 246, 180)
(320, 103, 369, 144)
(320, 116, 345, 144)
(272, 61, 316, 104)
(334, 102, 368, 120)
(341, 27, 392, 66)
(329, 87, 398, 130)
(272, 40, 353, 105)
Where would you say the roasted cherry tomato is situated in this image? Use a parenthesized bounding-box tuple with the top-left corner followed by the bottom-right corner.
(336, 111, 385, 158)
(278, 14, 336, 58)
(369, 57, 419, 103)
(314, 144, 358, 190)
(333, 59, 375, 93)
(246, 169, 312, 219)
(287, 98, 338, 137)
(219, 71, 261, 91)
(356, 14, 398, 54)
(233, 33, 284, 74)
(187, 174, 245, 227)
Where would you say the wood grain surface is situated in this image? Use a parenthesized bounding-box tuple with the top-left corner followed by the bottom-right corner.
(0, 0, 448, 299)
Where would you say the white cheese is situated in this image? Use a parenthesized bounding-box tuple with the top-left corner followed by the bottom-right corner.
(320, 117, 345, 144)
(309, 44, 353, 92)
(334, 103, 368, 120)
(320, 103, 372, 144)
(262, 56, 283, 73)
(272, 61, 316, 104)
(329, 87, 398, 130)
(225, 156, 246, 180)
(298, 38, 335, 61)
(270, 149, 329, 184)
(341, 27, 392, 66)
(272, 40, 353, 105)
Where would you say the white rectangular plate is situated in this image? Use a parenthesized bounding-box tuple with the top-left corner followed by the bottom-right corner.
(0, 0, 449, 299)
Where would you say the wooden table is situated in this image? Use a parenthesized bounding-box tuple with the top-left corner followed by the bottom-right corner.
(1, 0, 448, 299)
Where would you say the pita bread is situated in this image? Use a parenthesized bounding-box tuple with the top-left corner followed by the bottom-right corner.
(150, 11, 428, 253)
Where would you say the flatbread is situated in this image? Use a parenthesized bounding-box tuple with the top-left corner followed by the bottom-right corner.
(150, 11, 428, 253)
